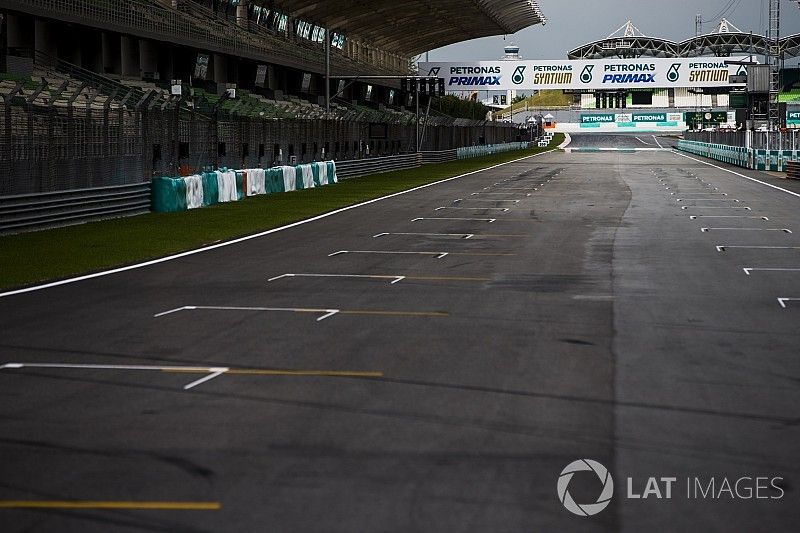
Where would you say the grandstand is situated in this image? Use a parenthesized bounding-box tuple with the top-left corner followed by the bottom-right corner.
(0, 0, 546, 197)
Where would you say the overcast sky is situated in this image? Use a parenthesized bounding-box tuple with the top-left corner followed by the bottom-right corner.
(428, 0, 800, 65)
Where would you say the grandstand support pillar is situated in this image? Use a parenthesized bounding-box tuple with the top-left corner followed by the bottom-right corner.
(325, 26, 330, 115)
(120, 35, 140, 80)
(236, 1, 249, 28)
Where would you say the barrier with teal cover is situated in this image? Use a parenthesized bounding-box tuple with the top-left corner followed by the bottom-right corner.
(151, 176, 187, 213)
(457, 142, 530, 160)
(151, 161, 339, 213)
(677, 140, 799, 171)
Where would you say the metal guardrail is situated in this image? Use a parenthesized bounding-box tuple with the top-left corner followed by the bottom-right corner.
(0, 142, 532, 233)
(419, 150, 458, 164)
(335, 153, 420, 179)
(0, 182, 151, 233)
(787, 161, 800, 179)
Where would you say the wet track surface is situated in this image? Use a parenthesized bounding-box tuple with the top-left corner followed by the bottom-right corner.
(0, 134, 798, 532)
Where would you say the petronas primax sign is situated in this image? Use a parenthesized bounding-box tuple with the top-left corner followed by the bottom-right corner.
(420, 57, 752, 92)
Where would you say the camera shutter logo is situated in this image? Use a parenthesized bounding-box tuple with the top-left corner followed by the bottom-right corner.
(557, 459, 614, 517)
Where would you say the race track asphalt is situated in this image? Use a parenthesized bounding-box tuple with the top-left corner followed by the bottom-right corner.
(0, 135, 798, 532)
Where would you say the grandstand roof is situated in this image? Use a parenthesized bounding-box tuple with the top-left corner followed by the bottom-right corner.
(568, 19, 800, 60)
(272, 0, 547, 56)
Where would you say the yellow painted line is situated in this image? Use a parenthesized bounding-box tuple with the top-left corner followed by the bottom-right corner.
(339, 310, 449, 318)
(0, 501, 220, 510)
(162, 369, 383, 378)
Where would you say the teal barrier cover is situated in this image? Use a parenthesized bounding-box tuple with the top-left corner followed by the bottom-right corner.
(201, 172, 219, 206)
(312, 163, 321, 187)
(151, 176, 187, 213)
(235, 171, 245, 200)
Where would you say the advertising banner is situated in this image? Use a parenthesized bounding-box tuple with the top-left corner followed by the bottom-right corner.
(788, 111, 800, 125)
(581, 114, 616, 123)
(633, 113, 667, 122)
(420, 57, 750, 92)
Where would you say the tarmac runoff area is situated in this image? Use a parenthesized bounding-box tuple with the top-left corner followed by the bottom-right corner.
(0, 134, 798, 532)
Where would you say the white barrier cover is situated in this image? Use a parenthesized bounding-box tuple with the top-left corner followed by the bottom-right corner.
(301, 165, 315, 189)
(184, 174, 204, 209)
(216, 170, 238, 202)
(280, 166, 296, 191)
(329, 161, 338, 183)
(246, 168, 266, 196)
(318, 162, 329, 185)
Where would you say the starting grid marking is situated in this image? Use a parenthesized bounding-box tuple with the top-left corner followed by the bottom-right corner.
(267, 273, 489, 284)
(744, 268, 800, 275)
(435, 206, 510, 212)
(154, 305, 449, 321)
(328, 250, 514, 259)
(690, 216, 768, 220)
(675, 165, 800, 311)
(372, 232, 523, 239)
(716, 245, 800, 252)
(0, 362, 384, 391)
(412, 217, 497, 223)
(701, 228, 791, 233)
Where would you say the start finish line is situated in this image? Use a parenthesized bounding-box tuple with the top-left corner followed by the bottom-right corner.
(420, 57, 749, 91)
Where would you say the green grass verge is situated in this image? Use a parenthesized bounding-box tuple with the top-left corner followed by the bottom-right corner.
(0, 134, 563, 291)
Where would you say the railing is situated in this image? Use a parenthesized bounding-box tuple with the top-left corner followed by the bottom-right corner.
(336, 154, 420, 179)
(0, 182, 151, 233)
(685, 130, 800, 151)
(0, 140, 535, 233)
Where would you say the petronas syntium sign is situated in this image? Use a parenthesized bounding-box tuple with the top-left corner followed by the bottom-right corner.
(420, 58, 752, 92)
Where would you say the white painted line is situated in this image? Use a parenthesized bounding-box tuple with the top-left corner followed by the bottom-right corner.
(557, 133, 571, 149)
(458, 199, 520, 203)
(652, 135, 664, 149)
(672, 151, 800, 199)
(470, 192, 524, 196)
(701, 228, 791, 233)
(0, 148, 558, 299)
(778, 298, 799, 308)
(717, 245, 800, 252)
(373, 232, 477, 239)
(183, 369, 228, 390)
(154, 305, 342, 320)
(412, 217, 496, 223)
(268, 273, 407, 285)
(435, 207, 510, 212)
(0, 362, 228, 373)
(329, 250, 454, 259)
(677, 198, 739, 202)
(690, 216, 768, 220)
(154, 306, 196, 318)
(634, 136, 651, 146)
(743, 268, 800, 275)
(670, 192, 727, 196)
(682, 206, 751, 210)
(317, 310, 340, 321)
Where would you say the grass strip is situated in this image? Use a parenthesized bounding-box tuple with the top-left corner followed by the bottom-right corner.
(0, 135, 563, 291)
